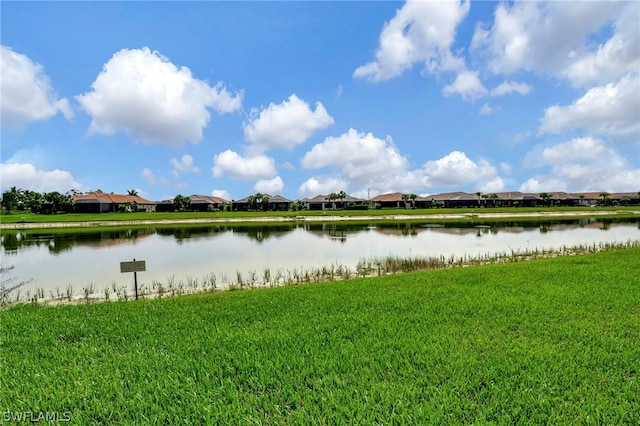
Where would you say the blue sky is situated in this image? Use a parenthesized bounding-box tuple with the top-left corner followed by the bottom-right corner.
(1, 1, 638, 202)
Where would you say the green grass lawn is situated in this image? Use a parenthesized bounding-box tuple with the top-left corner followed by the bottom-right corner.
(2, 206, 639, 225)
(1, 248, 639, 424)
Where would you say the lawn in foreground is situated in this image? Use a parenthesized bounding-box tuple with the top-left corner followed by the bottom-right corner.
(1, 249, 639, 424)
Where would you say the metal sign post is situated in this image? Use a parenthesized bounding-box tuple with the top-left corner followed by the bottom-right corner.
(120, 259, 146, 300)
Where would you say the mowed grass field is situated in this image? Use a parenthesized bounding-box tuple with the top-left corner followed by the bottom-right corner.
(1, 249, 639, 424)
(2, 206, 640, 224)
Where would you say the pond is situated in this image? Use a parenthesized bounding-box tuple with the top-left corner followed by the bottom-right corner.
(2, 217, 639, 300)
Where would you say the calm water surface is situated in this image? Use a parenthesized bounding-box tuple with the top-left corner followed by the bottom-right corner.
(2, 218, 639, 297)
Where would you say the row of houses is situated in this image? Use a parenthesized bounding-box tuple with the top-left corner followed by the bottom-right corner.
(72, 191, 640, 213)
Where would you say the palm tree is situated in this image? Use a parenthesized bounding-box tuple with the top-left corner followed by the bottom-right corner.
(599, 192, 610, 206)
(127, 189, 139, 196)
(328, 193, 338, 210)
(409, 194, 417, 209)
(1, 187, 23, 213)
(338, 190, 347, 209)
(173, 194, 191, 212)
(475, 191, 482, 207)
(23, 190, 44, 213)
(401, 193, 409, 209)
(253, 193, 264, 211)
(246, 195, 255, 211)
(539, 192, 551, 207)
(261, 195, 270, 211)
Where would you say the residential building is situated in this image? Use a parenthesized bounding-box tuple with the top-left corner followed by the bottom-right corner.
(73, 192, 156, 213)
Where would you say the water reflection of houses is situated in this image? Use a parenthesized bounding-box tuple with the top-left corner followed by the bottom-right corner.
(371, 223, 426, 237)
(230, 225, 295, 243)
(302, 223, 368, 243)
(155, 226, 228, 242)
(1, 228, 156, 254)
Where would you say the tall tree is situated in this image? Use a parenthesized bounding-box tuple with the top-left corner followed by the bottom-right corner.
(253, 193, 264, 211)
(539, 192, 551, 207)
(24, 190, 44, 213)
(173, 194, 191, 212)
(1, 187, 23, 213)
(261, 195, 270, 211)
(244, 195, 254, 211)
(401, 193, 408, 209)
(328, 193, 338, 210)
(409, 194, 417, 209)
(338, 190, 347, 209)
(127, 189, 139, 196)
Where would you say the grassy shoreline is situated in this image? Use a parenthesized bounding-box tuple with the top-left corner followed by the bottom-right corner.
(1, 247, 638, 423)
(2, 206, 639, 229)
(6, 240, 639, 307)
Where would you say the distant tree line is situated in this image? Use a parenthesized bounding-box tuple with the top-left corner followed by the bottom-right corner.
(0, 187, 76, 214)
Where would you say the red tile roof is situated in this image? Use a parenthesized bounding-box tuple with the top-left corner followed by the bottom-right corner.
(73, 192, 155, 205)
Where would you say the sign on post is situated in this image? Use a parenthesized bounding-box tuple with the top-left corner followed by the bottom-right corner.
(120, 260, 146, 273)
(120, 259, 146, 300)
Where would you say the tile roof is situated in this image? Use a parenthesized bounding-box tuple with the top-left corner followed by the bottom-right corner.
(371, 192, 427, 202)
(426, 192, 478, 201)
(73, 192, 155, 205)
(188, 194, 230, 204)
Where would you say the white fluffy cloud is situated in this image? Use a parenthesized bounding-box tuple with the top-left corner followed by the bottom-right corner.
(0, 162, 85, 193)
(519, 137, 640, 192)
(1, 46, 73, 128)
(212, 150, 276, 181)
(76, 47, 242, 146)
(562, 3, 640, 87)
(300, 130, 505, 196)
(471, 1, 636, 86)
(478, 177, 505, 193)
(302, 128, 409, 184)
(443, 70, 488, 100)
(254, 176, 284, 194)
(243, 94, 334, 152)
(210, 189, 231, 201)
(171, 154, 200, 175)
(490, 81, 532, 97)
(300, 129, 431, 197)
(519, 176, 568, 193)
(354, 0, 470, 81)
(539, 73, 640, 139)
(297, 177, 347, 198)
(423, 151, 499, 188)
